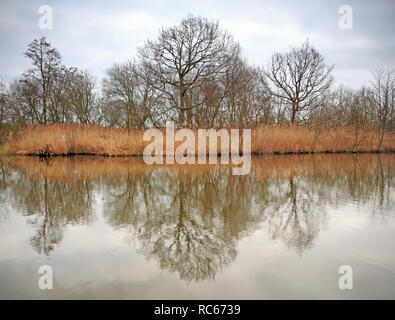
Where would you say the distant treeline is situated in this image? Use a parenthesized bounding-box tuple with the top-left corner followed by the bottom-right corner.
(0, 15, 394, 148)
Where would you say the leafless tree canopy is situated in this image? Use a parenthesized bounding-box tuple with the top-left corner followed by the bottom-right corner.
(0, 81, 7, 127)
(264, 41, 334, 124)
(0, 16, 394, 135)
(5, 37, 97, 127)
(102, 60, 161, 129)
(23, 37, 62, 125)
(370, 70, 395, 150)
(138, 15, 241, 126)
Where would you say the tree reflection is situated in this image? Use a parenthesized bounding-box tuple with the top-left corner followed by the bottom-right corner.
(260, 175, 326, 254)
(0, 158, 12, 221)
(4, 157, 93, 255)
(1, 153, 394, 280)
(103, 168, 261, 281)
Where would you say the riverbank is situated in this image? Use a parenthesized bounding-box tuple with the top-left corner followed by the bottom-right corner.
(0, 124, 394, 156)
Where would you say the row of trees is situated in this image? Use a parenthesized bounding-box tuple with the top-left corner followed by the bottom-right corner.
(0, 15, 394, 135)
(0, 38, 98, 127)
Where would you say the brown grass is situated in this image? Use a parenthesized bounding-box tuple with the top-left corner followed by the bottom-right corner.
(252, 125, 395, 153)
(1, 123, 394, 156)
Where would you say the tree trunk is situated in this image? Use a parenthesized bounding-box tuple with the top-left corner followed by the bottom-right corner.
(43, 93, 47, 125)
(378, 127, 385, 152)
(290, 104, 296, 125)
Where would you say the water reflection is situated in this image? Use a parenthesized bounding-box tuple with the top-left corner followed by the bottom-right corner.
(1, 154, 394, 282)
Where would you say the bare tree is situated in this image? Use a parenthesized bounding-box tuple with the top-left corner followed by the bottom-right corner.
(102, 61, 140, 129)
(11, 38, 100, 126)
(66, 70, 98, 124)
(347, 87, 371, 152)
(23, 37, 62, 124)
(8, 76, 41, 125)
(102, 60, 160, 129)
(264, 40, 333, 124)
(5, 19, 394, 138)
(0, 81, 7, 127)
(221, 59, 271, 127)
(138, 14, 240, 126)
(370, 69, 395, 151)
(48, 66, 77, 124)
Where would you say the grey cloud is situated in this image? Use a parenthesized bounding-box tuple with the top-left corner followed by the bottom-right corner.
(0, 0, 394, 88)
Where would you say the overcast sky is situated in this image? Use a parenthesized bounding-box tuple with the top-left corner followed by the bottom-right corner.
(0, 0, 394, 89)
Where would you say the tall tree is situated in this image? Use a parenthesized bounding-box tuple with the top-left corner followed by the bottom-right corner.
(67, 70, 98, 124)
(0, 81, 7, 127)
(264, 41, 333, 124)
(221, 58, 271, 127)
(138, 14, 240, 126)
(23, 37, 62, 124)
(102, 60, 160, 129)
(370, 69, 395, 151)
(346, 87, 371, 152)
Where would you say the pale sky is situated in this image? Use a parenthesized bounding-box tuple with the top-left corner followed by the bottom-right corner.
(0, 0, 394, 89)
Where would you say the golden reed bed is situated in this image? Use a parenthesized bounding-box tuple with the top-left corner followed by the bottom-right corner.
(1, 123, 395, 156)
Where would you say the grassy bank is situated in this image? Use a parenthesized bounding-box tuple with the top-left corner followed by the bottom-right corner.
(1, 124, 394, 156)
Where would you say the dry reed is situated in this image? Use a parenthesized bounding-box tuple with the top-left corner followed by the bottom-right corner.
(2, 123, 395, 156)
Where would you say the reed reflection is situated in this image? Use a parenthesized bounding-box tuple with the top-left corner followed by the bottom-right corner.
(3, 157, 93, 254)
(1, 154, 394, 281)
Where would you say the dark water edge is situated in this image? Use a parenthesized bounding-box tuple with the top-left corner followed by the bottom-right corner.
(13, 148, 395, 158)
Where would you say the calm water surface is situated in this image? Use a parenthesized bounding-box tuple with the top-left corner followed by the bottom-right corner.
(0, 154, 394, 299)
